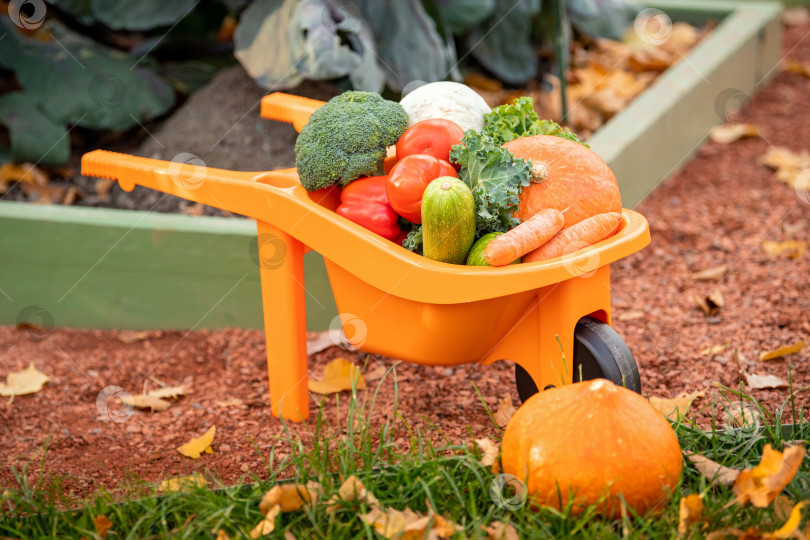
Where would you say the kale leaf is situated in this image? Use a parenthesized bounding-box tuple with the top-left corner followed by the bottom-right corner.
(481, 96, 587, 147)
(450, 130, 531, 237)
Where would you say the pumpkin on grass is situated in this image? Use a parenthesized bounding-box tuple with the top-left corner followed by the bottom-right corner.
(501, 379, 682, 518)
(503, 135, 622, 227)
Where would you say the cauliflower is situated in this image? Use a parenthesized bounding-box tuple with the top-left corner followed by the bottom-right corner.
(399, 82, 491, 133)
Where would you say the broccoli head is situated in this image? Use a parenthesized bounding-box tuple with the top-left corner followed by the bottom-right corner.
(294, 91, 408, 191)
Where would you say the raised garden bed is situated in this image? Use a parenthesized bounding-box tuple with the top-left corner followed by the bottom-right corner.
(0, 0, 782, 331)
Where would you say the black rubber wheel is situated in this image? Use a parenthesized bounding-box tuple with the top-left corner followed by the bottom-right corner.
(515, 316, 641, 403)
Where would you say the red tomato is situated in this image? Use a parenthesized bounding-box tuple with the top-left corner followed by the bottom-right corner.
(396, 119, 464, 167)
(385, 154, 458, 223)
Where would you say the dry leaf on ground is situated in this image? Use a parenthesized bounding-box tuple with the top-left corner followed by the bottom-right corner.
(782, 7, 810, 26)
(147, 385, 186, 399)
(0, 162, 48, 194)
(361, 506, 459, 539)
(158, 473, 208, 493)
(762, 240, 807, 259)
(723, 402, 762, 431)
(482, 521, 520, 540)
(693, 289, 725, 316)
(686, 454, 741, 486)
(250, 504, 280, 539)
(492, 395, 516, 428)
(259, 482, 321, 514)
(759, 146, 810, 188)
(474, 438, 500, 468)
(0, 363, 50, 397)
(759, 340, 807, 361)
(709, 124, 760, 144)
(701, 343, 730, 357)
(308, 357, 366, 395)
(678, 494, 704, 537)
(743, 373, 790, 390)
(93, 515, 114, 538)
(305, 329, 342, 356)
(783, 59, 810, 77)
(773, 495, 795, 522)
(690, 265, 728, 281)
(121, 394, 172, 411)
(617, 310, 645, 321)
(177, 425, 216, 459)
(733, 444, 806, 507)
(117, 330, 149, 344)
(326, 475, 379, 513)
(649, 390, 705, 420)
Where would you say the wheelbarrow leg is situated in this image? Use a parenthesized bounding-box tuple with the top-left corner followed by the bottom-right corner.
(256, 220, 309, 422)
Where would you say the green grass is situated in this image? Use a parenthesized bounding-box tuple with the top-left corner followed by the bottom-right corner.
(1, 370, 808, 539)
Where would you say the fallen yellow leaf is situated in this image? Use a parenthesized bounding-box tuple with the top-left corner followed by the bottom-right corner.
(709, 124, 759, 144)
(250, 504, 280, 539)
(617, 310, 645, 322)
(783, 59, 810, 76)
(759, 146, 810, 188)
(742, 372, 790, 390)
(693, 289, 725, 316)
(147, 385, 186, 399)
(759, 340, 807, 362)
(677, 494, 703, 537)
(686, 454, 740, 486)
(649, 390, 705, 420)
(482, 521, 519, 540)
(177, 425, 216, 459)
(475, 437, 500, 468)
(308, 357, 366, 395)
(93, 515, 113, 539)
(158, 473, 208, 493)
(773, 495, 795, 522)
(121, 394, 172, 411)
(361, 506, 459, 539)
(259, 482, 321, 514)
(733, 444, 805, 507)
(0, 363, 50, 397)
(492, 395, 516, 429)
(117, 330, 149, 343)
(215, 529, 230, 540)
(690, 265, 728, 281)
(326, 475, 379, 513)
(762, 240, 807, 259)
(701, 343, 729, 357)
(770, 500, 806, 539)
(0, 162, 48, 194)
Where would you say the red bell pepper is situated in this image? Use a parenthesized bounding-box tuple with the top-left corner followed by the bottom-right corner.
(336, 176, 401, 241)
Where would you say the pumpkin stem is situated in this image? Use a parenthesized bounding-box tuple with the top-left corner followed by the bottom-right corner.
(530, 163, 548, 184)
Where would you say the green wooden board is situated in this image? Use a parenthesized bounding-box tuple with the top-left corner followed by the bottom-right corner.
(0, 1, 783, 332)
(0, 203, 337, 331)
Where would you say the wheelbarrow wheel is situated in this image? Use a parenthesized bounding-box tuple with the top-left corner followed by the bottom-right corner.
(515, 316, 641, 403)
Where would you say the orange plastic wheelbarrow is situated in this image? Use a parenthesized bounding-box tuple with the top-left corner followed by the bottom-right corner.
(81, 93, 651, 422)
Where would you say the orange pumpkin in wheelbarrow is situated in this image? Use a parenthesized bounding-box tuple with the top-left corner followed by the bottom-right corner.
(81, 93, 650, 422)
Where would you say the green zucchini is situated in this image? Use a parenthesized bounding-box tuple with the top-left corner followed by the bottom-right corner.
(421, 176, 475, 264)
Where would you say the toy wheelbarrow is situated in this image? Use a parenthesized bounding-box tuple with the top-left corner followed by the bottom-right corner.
(81, 93, 650, 422)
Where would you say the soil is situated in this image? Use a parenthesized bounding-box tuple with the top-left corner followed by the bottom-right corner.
(2, 24, 809, 502)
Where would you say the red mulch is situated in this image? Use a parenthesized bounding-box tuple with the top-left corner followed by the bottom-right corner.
(1, 22, 809, 502)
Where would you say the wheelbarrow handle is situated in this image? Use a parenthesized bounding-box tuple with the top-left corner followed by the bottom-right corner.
(81, 149, 302, 220)
(260, 93, 325, 132)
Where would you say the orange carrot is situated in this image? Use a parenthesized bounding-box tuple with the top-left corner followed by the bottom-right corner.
(485, 208, 565, 266)
(523, 212, 622, 263)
